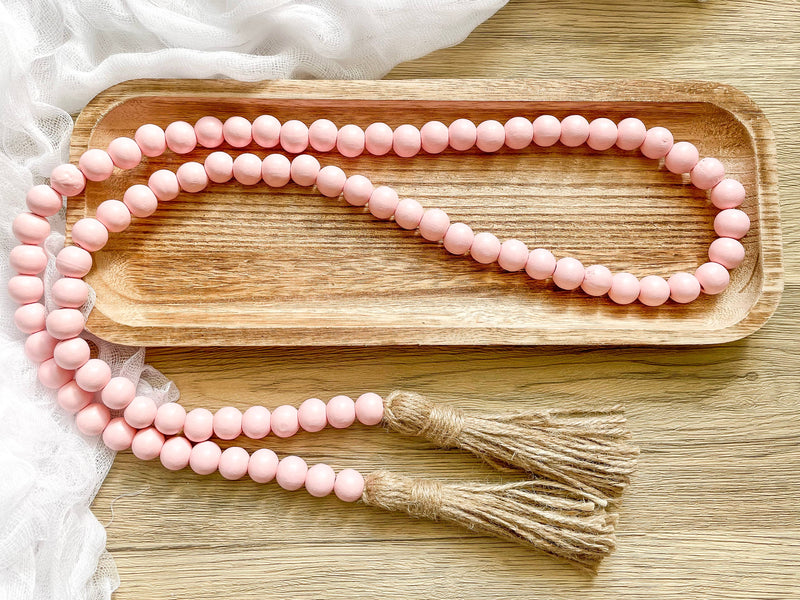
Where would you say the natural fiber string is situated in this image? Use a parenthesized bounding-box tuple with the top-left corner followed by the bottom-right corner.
(382, 391, 639, 504)
(361, 471, 618, 571)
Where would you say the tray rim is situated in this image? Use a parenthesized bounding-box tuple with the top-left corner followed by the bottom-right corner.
(69, 78, 784, 347)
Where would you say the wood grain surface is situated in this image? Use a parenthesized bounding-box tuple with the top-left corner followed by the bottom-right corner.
(91, 1, 800, 599)
(68, 79, 781, 346)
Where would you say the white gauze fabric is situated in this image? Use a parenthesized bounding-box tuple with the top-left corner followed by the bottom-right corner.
(0, 1, 507, 598)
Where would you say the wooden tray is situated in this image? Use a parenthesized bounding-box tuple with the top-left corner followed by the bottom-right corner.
(68, 79, 782, 346)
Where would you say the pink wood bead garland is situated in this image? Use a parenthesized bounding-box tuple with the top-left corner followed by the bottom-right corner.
(14, 108, 766, 569)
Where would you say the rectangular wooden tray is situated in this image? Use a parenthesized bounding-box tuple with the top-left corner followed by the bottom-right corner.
(68, 79, 782, 346)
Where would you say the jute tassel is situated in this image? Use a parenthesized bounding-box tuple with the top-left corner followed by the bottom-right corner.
(382, 391, 639, 504)
(361, 470, 618, 571)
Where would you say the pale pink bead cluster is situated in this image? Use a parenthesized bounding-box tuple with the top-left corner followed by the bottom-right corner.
(9, 112, 750, 498)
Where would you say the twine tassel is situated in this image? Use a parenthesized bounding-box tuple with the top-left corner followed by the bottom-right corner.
(383, 391, 639, 502)
(361, 471, 617, 571)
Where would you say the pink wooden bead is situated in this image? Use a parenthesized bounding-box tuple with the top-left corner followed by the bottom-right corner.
(276, 456, 308, 491)
(107, 136, 142, 170)
(334, 468, 364, 502)
(10, 244, 48, 275)
(448, 118, 477, 151)
(95, 199, 131, 233)
(640, 127, 674, 159)
(261, 154, 291, 187)
(153, 402, 186, 435)
(194, 116, 224, 148)
(559, 115, 590, 147)
(497, 239, 529, 272)
(183, 407, 214, 442)
(75, 358, 111, 393)
(337, 124, 366, 157)
(213, 406, 243, 440)
(504, 116, 533, 150)
(280, 119, 309, 153)
(176, 161, 209, 193)
(714, 209, 750, 239)
(475, 120, 505, 153)
(355, 392, 384, 426)
(242, 406, 271, 439)
(664, 141, 700, 174)
(252, 115, 281, 148)
(148, 169, 180, 201)
(131, 427, 165, 461)
(12, 212, 50, 245)
(248, 448, 279, 483)
(308, 119, 338, 152)
(164, 121, 197, 154)
(26, 185, 62, 217)
(219, 447, 250, 480)
(668, 272, 701, 304)
(368, 186, 399, 220)
(78, 149, 114, 182)
(8, 275, 43, 304)
(134, 124, 166, 157)
(581, 264, 613, 296)
(394, 198, 424, 230)
(38, 358, 74, 389)
(123, 184, 158, 218)
(24, 331, 58, 363)
(393, 124, 421, 157)
(52, 278, 89, 308)
(418, 208, 450, 242)
(532, 115, 561, 147)
(690, 157, 725, 190)
(710, 178, 746, 209)
(316, 165, 347, 197)
(326, 395, 356, 429)
(615, 118, 647, 151)
(271, 405, 299, 438)
(364, 122, 394, 155)
(305, 463, 336, 497)
(71, 218, 108, 252)
(470, 232, 501, 264)
(290, 154, 320, 187)
(124, 396, 158, 429)
(420, 121, 450, 154)
(14, 302, 46, 334)
(56, 246, 92, 278)
(101, 376, 136, 410)
(695, 262, 730, 295)
(189, 440, 221, 475)
(342, 175, 373, 206)
(709, 237, 746, 269)
(638, 275, 670, 306)
(552, 257, 585, 290)
(587, 118, 618, 151)
(46, 308, 85, 340)
(53, 337, 90, 370)
(525, 248, 557, 280)
(57, 380, 93, 413)
(443, 222, 474, 255)
(298, 397, 327, 432)
(76, 403, 111, 437)
(233, 153, 264, 185)
(50, 163, 86, 196)
(159, 436, 192, 470)
(103, 417, 137, 451)
(223, 116, 253, 148)
(204, 151, 234, 184)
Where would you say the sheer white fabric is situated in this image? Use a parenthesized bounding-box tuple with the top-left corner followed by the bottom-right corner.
(0, 0, 506, 598)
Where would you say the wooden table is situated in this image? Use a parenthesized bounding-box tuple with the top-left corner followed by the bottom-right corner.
(93, 1, 800, 598)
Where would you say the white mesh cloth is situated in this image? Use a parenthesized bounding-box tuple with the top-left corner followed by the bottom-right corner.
(0, 1, 506, 598)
